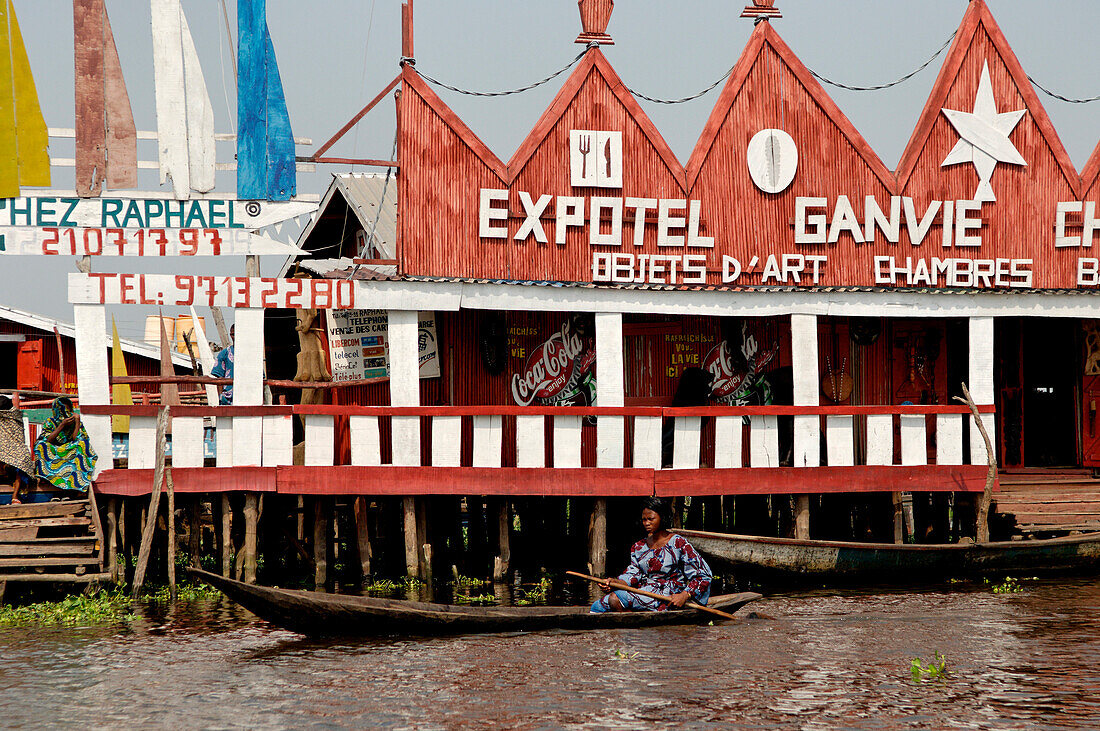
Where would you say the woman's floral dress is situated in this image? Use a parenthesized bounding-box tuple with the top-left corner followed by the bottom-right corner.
(593, 533, 713, 612)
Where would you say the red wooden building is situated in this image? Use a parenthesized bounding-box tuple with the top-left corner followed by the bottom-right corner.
(85, 0, 1100, 580)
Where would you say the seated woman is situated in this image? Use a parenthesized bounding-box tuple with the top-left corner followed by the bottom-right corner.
(34, 397, 97, 495)
(591, 496, 713, 613)
(0, 395, 36, 504)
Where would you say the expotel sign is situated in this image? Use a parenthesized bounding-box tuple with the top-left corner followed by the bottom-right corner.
(476, 126, 1100, 289)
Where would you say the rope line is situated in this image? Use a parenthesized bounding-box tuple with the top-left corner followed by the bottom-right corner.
(418, 49, 588, 97)
(1027, 75, 1100, 104)
(808, 32, 956, 92)
(627, 69, 733, 105)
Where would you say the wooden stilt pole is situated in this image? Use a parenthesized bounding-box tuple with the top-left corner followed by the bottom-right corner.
(416, 498, 430, 581)
(354, 496, 372, 580)
(403, 496, 418, 578)
(189, 498, 202, 568)
(313, 498, 328, 589)
(106, 497, 119, 583)
(892, 492, 905, 544)
(243, 493, 259, 584)
(131, 406, 170, 600)
(795, 495, 811, 540)
(166, 468, 177, 601)
(118, 498, 127, 580)
(0, 580, 6, 606)
(493, 499, 511, 581)
(955, 382, 997, 544)
(587, 498, 607, 576)
(220, 494, 232, 577)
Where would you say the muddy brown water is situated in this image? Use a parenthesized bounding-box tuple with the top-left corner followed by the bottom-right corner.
(2, 578, 1100, 729)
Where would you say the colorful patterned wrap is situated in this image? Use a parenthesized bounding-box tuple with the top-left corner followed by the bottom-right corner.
(0, 406, 34, 477)
(592, 533, 713, 612)
(34, 398, 97, 493)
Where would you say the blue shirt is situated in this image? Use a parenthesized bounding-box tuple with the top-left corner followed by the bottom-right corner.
(211, 345, 234, 405)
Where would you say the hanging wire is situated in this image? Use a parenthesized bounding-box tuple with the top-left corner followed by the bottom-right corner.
(627, 69, 734, 105)
(349, 133, 399, 280)
(1027, 76, 1100, 104)
(418, 48, 588, 97)
(808, 32, 956, 92)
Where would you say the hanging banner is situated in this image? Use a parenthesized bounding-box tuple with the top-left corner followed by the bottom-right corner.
(325, 310, 439, 382)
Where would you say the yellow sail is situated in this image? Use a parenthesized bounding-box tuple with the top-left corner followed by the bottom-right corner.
(0, 0, 49, 197)
(111, 317, 132, 433)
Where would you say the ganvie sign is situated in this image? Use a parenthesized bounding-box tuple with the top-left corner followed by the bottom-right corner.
(398, 5, 1100, 292)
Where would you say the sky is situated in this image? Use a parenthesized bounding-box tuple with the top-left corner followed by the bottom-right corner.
(5, 0, 1100, 342)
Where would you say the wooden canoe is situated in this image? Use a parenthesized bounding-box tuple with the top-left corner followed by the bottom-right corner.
(678, 528, 1100, 583)
(188, 569, 761, 637)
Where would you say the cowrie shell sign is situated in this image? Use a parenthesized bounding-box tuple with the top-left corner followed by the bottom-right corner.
(747, 129, 798, 194)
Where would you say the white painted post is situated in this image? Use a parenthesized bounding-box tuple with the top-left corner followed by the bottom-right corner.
(260, 414, 293, 466)
(968, 317, 996, 465)
(73, 304, 112, 473)
(472, 415, 503, 468)
(349, 415, 382, 466)
(791, 314, 820, 468)
(595, 312, 624, 468)
(388, 311, 421, 467)
(304, 415, 335, 466)
(232, 308, 264, 466)
(515, 415, 545, 468)
(431, 416, 462, 467)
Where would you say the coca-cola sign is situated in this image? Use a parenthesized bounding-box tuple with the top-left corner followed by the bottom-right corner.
(703, 323, 778, 405)
(511, 318, 596, 406)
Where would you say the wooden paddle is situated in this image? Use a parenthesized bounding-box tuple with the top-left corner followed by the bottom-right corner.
(566, 571, 738, 621)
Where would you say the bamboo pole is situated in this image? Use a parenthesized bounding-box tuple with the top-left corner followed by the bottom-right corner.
(189, 498, 202, 568)
(955, 382, 997, 544)
(166, 468, 176, 601)
(493, 499, 510, 581)
(794, 495, 811, 539)
(403, 496, 418, 578)
(131, 406, 169, 599)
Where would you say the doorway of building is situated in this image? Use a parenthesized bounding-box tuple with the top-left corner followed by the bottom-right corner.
(996, 318, 1079, 467)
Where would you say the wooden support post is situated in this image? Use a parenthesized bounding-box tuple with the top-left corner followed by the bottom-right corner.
(354, 496, 372, 580)
(132, 406, 170, 600)
(403, 496, 418, 578)
(956, 382, 997, 544)
(243, 493, 259, 584)
(220, 494, 232, 577)
(166, 469, 177, 601)
(106, 497, 119, 583)
(587, 498, 607, 576)
(795, 495, 811, 540)
(493, 499, 510, 580)
(416, 498, 430, 581)
(892, 492, 905, 544)
(118, 498, 127, 578)
(189, 498, 202, 568)
(313, 498, 328, 589)
(0, 581, 5, 606)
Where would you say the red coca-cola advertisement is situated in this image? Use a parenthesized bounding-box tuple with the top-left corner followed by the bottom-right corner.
(511, 316, 596, 406)
(702, 321, 779, 405)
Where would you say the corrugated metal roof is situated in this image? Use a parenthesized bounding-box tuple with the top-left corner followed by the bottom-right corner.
(0, 304, 190, 366)
(293, 172, 397, 264)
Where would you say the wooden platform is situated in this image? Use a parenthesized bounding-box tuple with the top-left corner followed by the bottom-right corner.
(0, 498, 107, 589)
(996, 469, 1100, 535)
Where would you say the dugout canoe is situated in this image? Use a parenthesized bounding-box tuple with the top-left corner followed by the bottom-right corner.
(678, 529, 1100, 583)
(188, 569, 761, 636)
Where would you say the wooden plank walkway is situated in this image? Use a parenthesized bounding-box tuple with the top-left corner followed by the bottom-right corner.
(996, 469, 1100, 534)
(0, 498, 106, 589)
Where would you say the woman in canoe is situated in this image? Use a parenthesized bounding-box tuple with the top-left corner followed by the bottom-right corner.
(591, 496, 713, 613)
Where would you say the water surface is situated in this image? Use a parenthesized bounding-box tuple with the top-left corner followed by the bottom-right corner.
(2, 579, 1099, 729)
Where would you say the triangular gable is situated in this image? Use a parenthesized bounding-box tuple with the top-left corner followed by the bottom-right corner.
(686, 21, 894, 192)
(896, 0, 1080, 198)
(1084, 139, 1100, 197)
(507, 48, 686, 192)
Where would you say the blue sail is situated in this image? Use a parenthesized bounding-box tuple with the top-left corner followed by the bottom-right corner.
(237, 0, 296, 201)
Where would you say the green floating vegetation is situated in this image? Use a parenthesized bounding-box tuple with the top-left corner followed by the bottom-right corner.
(988, 576, 1024, 594)
(0, 589, 135, 629)
(143, 582, 222, 602)
(454, 593, 496, 605)
(515, 577, 551, 606)
(911, 652, 950, 682)
(454, 575, 489, 588)
(364, 576, 424, 594)
(613, 649, 640, 660)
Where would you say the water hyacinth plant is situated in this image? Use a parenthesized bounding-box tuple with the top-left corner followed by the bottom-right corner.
(910, 652, 950, 682)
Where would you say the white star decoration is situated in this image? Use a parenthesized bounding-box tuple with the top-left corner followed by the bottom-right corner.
(940, 61, 1026, 202)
